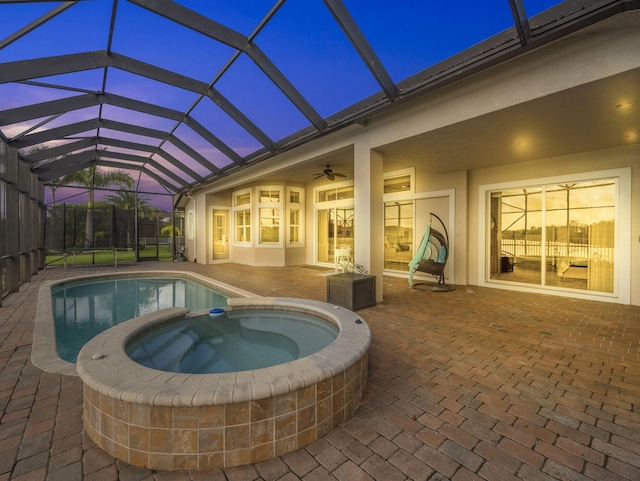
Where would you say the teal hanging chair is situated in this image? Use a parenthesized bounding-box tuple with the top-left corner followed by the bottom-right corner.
(408, 213, 453, 291)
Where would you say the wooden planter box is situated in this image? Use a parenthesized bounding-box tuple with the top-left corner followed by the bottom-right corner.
(327, 273, 376, 311)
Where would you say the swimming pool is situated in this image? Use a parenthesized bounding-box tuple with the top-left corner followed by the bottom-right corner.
(52, 276, 230, 363)
(33, 271, 256, 376)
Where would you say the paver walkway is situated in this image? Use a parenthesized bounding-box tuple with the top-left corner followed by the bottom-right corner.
(1, 262, 639, 481)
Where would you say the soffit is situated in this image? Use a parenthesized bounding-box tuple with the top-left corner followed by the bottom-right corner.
(377, 68, 640, 174)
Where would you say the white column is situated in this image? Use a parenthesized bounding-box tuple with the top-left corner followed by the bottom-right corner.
(354, 140, 384, 302)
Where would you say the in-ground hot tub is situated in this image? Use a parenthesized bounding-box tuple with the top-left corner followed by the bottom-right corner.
(76, 297, 370, 470)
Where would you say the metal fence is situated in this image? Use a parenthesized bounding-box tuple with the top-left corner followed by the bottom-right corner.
(1, 140, 187, 303)
(44, 204, 183, 266)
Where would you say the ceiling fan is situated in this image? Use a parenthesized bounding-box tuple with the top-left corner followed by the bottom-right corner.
(313, 165, 347, 181)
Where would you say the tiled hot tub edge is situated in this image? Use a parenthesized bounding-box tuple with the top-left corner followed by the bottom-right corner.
(77, 298, 371, 470)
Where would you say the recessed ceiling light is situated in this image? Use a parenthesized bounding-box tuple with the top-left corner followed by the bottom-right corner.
(513, 138, 531, 153)
(616, 100, 634, 109)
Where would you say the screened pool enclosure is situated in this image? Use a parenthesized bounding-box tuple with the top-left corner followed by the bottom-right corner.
(1, 0, 637, 305)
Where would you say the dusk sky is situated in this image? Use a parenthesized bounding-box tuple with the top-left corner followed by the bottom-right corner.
(0, 1, 561, 211)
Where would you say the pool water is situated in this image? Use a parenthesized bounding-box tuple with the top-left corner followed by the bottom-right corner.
(127, 310, 339, 373)
(52, 277, 229, 362)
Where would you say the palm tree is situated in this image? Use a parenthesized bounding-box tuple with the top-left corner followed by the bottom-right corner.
(46, 177, 66, 207)
(103, 190, 155, 219)
(63, 165, 134, 248)
(103, 190, 155, 249)
(161, 225, 180, 236)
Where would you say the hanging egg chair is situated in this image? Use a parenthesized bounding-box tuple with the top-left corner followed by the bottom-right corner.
(408, 213, 454, 292)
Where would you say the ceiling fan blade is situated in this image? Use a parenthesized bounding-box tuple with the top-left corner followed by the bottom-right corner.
(312, 165, 343, 181)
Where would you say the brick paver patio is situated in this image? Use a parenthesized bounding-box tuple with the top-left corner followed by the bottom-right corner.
(1, 262, 639, 480)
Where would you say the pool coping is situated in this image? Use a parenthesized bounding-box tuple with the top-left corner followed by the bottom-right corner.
(32, 270, 258, 377)
(76, 297, 371, 406)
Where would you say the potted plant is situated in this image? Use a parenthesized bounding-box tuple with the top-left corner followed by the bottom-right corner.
(338, 259, 368, 275)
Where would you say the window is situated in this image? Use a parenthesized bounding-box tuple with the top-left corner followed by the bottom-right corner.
(235, 209, 251, 243)
(384, 168, 414, 196)
(257, 186, 282, 245)
(486, 175, 623, 295)
(287, 187, 304, 246)
(384, 174, 412, 194)
(232, 189, 251, 244)
(259, 208, 280, 243)
(259, 189, 280, 203)
(235, 191, 250, 206)
(316, 185, 354, 202)
(290, 210, 300, 243)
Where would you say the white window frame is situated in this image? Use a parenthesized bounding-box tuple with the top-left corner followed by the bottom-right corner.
(313, 180, 355, 266)
(314, 180, 355, 203)
(478, 167, 631, 304)
(286, 186, 305, 247)
(233, 188, 252, 207)
(232, 188, 252, 246)
(257, 185, 283, 247)
(234, 208, 252, 245)
(383, 167, 415, 195)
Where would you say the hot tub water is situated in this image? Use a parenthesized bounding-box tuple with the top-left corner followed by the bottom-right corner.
(127, 309, 339, 373)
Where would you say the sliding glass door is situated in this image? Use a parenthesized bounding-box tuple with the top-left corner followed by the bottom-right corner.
(384, 201, 414, 271)
(317, 207, 354, 265)
(489, 178, 616, 293)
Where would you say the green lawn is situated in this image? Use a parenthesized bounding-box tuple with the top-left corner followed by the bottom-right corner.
(46, 248, 174, 266)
